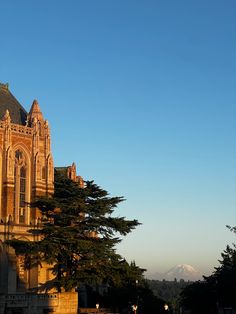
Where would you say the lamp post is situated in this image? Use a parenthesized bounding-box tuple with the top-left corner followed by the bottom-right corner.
(135, 279, 139, 306)
(132, 304, 138, 314)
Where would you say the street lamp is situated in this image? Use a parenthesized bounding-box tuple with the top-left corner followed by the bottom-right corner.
(164, 304, 169, 311)
(132, 304, 138, 314)
(135, 279, 139, 305)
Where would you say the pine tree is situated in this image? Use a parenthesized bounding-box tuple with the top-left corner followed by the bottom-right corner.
(9, 170, 140, 292)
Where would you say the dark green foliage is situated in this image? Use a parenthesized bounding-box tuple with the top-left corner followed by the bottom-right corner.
(8, 170, 140, 292)
(147, 278, 189, 300)
(102, 263, 166, 314)
(147, 279, 191, 312)
(210, 243, 236, 307)
(103, 260, 145, 309)
(180, 226, 236, 313)
(180, 280, 217, 314)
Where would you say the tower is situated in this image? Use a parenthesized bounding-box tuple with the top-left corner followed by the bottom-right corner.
(0, 82, 54, 292)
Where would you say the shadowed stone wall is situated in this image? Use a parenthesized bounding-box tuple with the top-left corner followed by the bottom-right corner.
(0, 292, 78, 314)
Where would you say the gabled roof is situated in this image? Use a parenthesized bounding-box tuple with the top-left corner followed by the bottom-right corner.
(0, 83, 28, 125)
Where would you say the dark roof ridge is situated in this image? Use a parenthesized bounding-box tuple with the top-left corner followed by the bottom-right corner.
(0, 82, 28, 125)
(1, 84, 28, 114)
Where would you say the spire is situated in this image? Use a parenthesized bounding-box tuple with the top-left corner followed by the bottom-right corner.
(0, 82, 9, 90)
(29, 99, 44, 123)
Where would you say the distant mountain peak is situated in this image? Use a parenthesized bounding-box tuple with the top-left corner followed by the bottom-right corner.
(170, 264, 198, 273)
(150, 264, 202, 281)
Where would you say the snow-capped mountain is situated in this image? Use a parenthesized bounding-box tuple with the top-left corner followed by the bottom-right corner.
(151, 264, 202, 281)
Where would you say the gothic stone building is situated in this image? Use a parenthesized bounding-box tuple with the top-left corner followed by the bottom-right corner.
(0, 83, 78, 314)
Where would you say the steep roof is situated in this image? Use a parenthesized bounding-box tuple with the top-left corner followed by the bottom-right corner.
(0, 83, 28, 125)
(55, 167, 68, 176)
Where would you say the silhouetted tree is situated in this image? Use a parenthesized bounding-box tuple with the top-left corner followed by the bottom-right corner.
(8, 170, 140, 292)
(104, 271, 166, 314)
(180, 225, 236, 313)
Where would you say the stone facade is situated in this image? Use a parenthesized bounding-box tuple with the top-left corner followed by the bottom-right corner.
(0, 83, 78, 313)
(0, 292, 78, 314)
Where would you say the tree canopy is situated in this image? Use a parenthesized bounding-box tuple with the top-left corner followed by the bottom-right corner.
(9, 170, 141, 292)
(180, 225, 236, 313)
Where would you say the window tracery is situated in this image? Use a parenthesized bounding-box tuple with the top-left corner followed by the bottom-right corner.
(14, 150, 28, 224)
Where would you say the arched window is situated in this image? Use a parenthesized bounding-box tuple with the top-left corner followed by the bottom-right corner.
(38, 121, 42, 136)
(19, 167, 26, 223)
(42, 166, 46, 180)
(14, 150, 27, 224)
(15, 150, 23, 161)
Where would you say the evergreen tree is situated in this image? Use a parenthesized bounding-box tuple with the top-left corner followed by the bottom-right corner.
(180, 225, 236, 313)
(9, 170, 140, 292)
(104, 261, 166, 314)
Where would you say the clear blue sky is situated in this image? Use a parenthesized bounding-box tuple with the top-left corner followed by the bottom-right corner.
(1, 0, 236, 277)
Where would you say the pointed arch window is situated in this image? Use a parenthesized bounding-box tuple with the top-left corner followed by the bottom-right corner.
(14, 150, 28, 224)
(37, 121, 41, 136)
(19, 167, 26, 223)
(42, 166, 46, 180)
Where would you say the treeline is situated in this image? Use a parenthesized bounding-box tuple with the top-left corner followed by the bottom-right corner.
(147, 279, 191, 311)
(147, 278, 191, 301)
